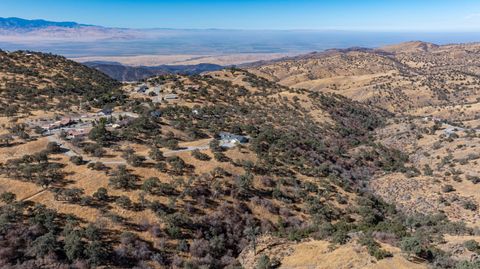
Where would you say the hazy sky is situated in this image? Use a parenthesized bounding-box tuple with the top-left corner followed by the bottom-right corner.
(1, 0, 480, 31)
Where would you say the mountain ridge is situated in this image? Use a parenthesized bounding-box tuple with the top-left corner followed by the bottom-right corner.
(84, 61, 224, 81)
(248, 41, 480, 113)
(0, 17, 90, 29)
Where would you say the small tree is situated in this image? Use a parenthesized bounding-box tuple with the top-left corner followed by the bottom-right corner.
(214, 152, 230, 162)
(63, 188, 84, 203)
(122, 147, 145, 167)
(464, 240, 479, 252)
(70, 155, 84, 165)
(0, 192, 16, 204)
(155, 161, 168, 173)
(442, 184, 455, 193)
(89, 121, 112, 145)
(209, 139, 223, 152)
(64, 229, 85, 261)
(93, 187, 108, 201)
(400, 236, 432, 260)
(149, 147, 165, 161)
(46, 142, 62, 154)
(0, 134, 13, 147)
(116, 196, 132, 209)
(85, 240, 105, 266)
(256, 255, 271, 269)
(244, 225, 260, 255)
(29, 232, 58, 258)
(83, 143, 106, 157)
(236, 172, 254, 193)
(165, 139, 179, 150)
(423, 164, 433, 176)
(142, 177, 161, 194)
(88, 161, 107, 171)
(191, 149, 211, 161)
(109, 165, 137, 190)
(167, 156, 188, 175)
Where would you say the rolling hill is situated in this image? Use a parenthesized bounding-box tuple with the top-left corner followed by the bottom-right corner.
(84, 61, 224, 81)
(0, 49, 122, 116)
(0, 45, 480, 268)
(249, 41, 480, 114)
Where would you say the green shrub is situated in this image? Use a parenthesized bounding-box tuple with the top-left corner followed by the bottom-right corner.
(191, 149, 211, 161)
(442, 185, 455, 193)
(463, 240, 479, 252)
(69, 155, 84, 165)
(358, 235, 392, 260)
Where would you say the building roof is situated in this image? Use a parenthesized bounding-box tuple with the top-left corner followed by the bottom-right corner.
(136, 85, 148, 92)
(60, 117, 73, 125)
(218, 132, 249, 143)
(164, 94, 178, 99)
(99, 107, 113, 115)
(150, 110, 162, 117)
(65, 129, 86, 137)
(117, 117, 134, 126)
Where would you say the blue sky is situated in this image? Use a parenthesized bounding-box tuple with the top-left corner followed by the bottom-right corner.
(1, 0, 480, 31)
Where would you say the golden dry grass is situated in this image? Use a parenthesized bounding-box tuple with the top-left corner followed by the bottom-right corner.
(280, 240, 427, 269)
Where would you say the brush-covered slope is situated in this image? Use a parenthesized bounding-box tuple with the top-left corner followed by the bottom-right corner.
(85, 61, 224, 81)
(0, 53, 477, 269)
(250, 42, 480, 114)
(0, 49, 122, 116)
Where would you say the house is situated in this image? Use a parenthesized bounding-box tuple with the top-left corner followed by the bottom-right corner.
(218, 132, 249, 144)
(65, 129, 87, 139)
(98, 108, 113, 116)
(150, 110, 162, 118)
(444, 125, 463, 138)
(117, 117, 134, 127)
(153, 86, 162, 94)
(59, 117, 75, 127)
(136, 84, 148, 93)
(163, 94, 178, 100)
(43, 118, 71, 131)
(41, 124, 56, 131)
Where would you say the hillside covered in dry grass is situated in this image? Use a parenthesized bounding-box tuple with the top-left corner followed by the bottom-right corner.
(0, 47, 479, 269)
(249, 41, 480, 114)
(0, 50, 123, 116)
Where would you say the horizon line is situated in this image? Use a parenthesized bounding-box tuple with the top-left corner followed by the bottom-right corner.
(3, 16, 480, 33)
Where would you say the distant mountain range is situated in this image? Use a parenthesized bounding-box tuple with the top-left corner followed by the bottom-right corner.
(0, 17, 144, 42)
(0, 17, 87, 29)
(83, 61, 224, 81)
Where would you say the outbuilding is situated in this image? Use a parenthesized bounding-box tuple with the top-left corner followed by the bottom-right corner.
(163, 94, 178, 100)
(136, 84, 149, 93)
(218, 132, 249, 144)
(98, 108, 113, 116)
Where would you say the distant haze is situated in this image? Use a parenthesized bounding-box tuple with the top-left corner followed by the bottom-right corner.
(1, 18, 480, 64)
(3, 30, 480, 57)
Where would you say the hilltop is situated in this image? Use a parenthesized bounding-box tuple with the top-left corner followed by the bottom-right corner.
(379, 41, 440, 53)
(0, 49, 122, 116)
(84, 61, 224, 81)
(249, 41, 480, 114)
